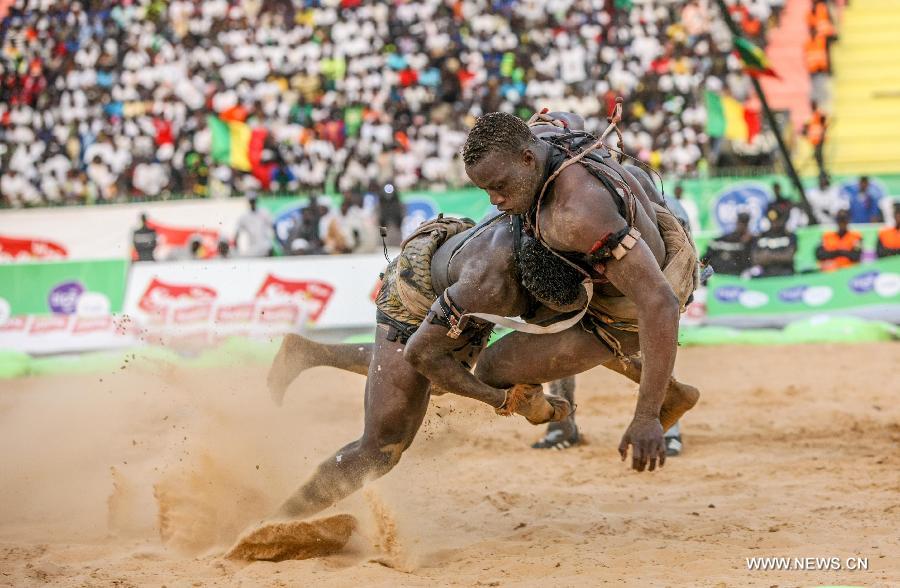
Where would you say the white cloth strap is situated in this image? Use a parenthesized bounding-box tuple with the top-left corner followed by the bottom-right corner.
(460, 281, 593, 335)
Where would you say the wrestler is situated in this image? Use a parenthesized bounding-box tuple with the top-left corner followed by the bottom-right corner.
(452, 110, 700, 473)
(267, 111, 695, 452)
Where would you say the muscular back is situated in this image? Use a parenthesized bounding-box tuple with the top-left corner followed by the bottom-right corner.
(429, 218, 531, 319)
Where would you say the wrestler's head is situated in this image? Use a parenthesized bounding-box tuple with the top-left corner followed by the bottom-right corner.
(463, 112, 545, 215)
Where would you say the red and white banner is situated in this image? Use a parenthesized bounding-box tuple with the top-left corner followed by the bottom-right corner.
(0, 313, 138, 355)
(0, 235, 68, 261)
(0, 198, 247, 261)
(122, 254, 387, 346)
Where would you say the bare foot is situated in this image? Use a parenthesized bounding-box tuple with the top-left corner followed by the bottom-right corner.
(267, 334, 320, 406)
(659, 380, 700, 431)
(225, 514, 357, 561)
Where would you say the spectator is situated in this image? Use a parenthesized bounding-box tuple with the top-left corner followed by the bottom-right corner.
(803, 101, 827, 181)
(132, 213, 158, 262)
(767, 182, 795, 222)
(286, 205, 324, 256)
(133, 159, 170, 198)
(340, 192, 380, 253)
(0, 0, 791, 208)
(0, 169, 40, 207)
(671, 184, 701, 234)
(849, 176, 885, 224)
(806, 174, 840, 224)
(876, 202, 900, 259)
(170, 235, 204, 261)
(816, 209, 862, 271)
(804, 26, 830, 104)
(704, 211, 754, 276)
(752, 209, 797, 277)
(378, 183, 405, 246)
(86, 156, 116, 203)
(234, 196, 273, 257)
(807, 0, 836, 62)
(217, 238, 231, 259)
(320, 196, 358, 255)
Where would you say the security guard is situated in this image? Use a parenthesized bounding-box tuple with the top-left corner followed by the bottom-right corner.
(816, 209, 862, 272)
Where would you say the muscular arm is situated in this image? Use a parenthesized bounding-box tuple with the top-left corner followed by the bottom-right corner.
(404, 251, 519, 410)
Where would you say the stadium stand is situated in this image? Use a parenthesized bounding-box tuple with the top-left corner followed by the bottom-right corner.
(1, 0, 792, 208)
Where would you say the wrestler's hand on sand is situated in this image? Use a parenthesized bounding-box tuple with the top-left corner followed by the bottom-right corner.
(618, 416, 666, 472)
(496, 384, 572, 425)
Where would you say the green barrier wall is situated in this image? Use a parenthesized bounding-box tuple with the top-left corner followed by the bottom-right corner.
(0, 259, 128, 315)
(706, 256, 900, 321)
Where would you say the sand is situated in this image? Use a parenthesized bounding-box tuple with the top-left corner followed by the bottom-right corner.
(0, 342, 898, 587)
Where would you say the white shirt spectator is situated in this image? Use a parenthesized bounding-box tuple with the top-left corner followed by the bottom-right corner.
(235, 204, 274, 257)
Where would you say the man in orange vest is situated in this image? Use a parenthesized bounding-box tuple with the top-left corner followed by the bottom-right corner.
(804, 101, 827, 181)
(805, 27, 830, 103)
(816, 210, 863, 272)
(876, 202, 900, 258)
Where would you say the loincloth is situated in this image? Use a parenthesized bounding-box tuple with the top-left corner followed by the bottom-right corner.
(375, 216, 475, 336)
(583, 203, 700, 355)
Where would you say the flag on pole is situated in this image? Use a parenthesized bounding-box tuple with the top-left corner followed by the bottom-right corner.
(705, 91, 760, 143)
(732, 36, 778, 78)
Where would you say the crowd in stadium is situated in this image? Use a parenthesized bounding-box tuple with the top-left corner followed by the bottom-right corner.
(1, 0, 796, 209)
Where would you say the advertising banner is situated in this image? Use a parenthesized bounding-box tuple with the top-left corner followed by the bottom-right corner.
(122, 254, 387, 347)
(0, 259, 133, 354)
(678, 173, 900, 234)
(706, 256, 900, 327)
(0, 198, 248, 262)
(0, 235, 68, 261)
(261, 188, 495, 253)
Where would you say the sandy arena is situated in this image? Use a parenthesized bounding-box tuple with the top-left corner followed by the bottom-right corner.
(1, 342, 898, 587)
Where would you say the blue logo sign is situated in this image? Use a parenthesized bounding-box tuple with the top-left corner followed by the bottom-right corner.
(273, 206, 304, 248)
(714, 285, 745, 303)
(714, 184, 771, 234)
(48, 281, 84, 314)
(778, 286, 806, 303)
(400, 198, 439, 237)
(849, 271, 879, 294)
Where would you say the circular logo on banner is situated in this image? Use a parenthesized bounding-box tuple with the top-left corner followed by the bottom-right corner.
(849, 271, 880, 294)
(778, 286, 806, 303)
(400, 198, 439, 238)
(273, 205, 303, 249)
(713, 183, 771, 234)
(874, 272, 900, 298)
(714, 285, 745, 303)
(738, 290, 769, 308)
(76, 292, 111, 317)
(802, 286, 833, 306)
(48, 281, 85, 314)
(0, 297, 10, 324)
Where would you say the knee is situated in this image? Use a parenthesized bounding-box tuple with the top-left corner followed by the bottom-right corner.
(357, 439, 405, 477)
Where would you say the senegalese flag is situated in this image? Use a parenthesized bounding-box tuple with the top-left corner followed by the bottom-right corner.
(732, 36, 778, 78)
(208, 115, 267, 172)
(705, 91, 760, 143)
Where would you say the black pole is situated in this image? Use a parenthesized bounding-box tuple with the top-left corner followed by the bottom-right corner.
(712, 0, 815, 221)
